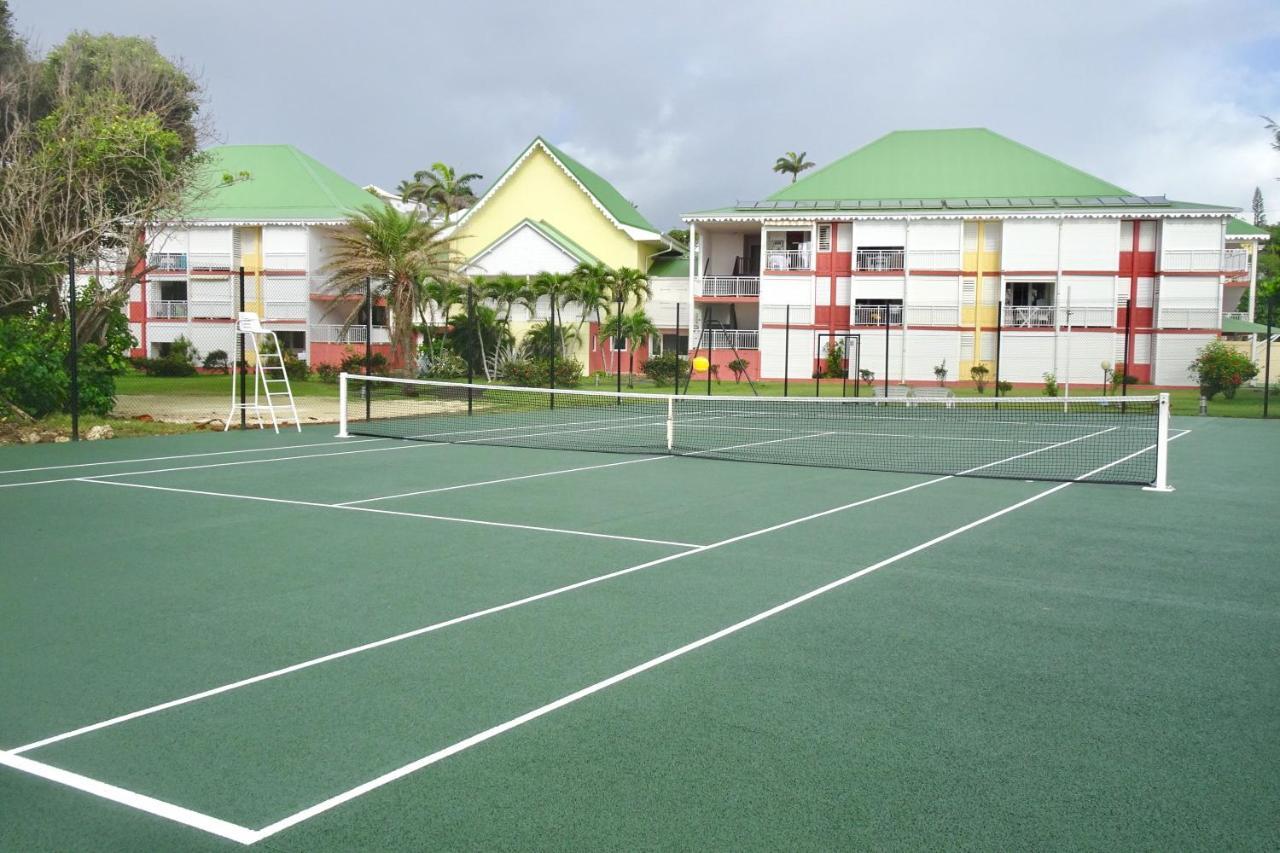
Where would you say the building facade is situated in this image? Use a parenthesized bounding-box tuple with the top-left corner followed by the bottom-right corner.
(107, 145, 391, 368)
(683, 129, 1255, 387)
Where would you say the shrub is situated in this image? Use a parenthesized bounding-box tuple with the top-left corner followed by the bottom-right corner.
(142, 356, 196, 377)
(970, 363, 990, 394)
(340, 350, 389, 376)
(858, 368, 875, 384)
(498, 357, 583, 388)
(1042, 372, 1059, 397)
(823, 343, 845, 379)
(641, 352, 691, 386)
(1189, 339, 1258, 400)
(315, 363, 340, 384)
(202, 350, 228, 373)
(280, 349, 309, 381)
(728, 358, 750, 383)
(996, 380, 1013, 394)
(933, 359, 948, 386)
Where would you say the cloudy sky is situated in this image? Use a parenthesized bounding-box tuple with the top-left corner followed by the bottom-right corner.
(18, 0, 1280, 230)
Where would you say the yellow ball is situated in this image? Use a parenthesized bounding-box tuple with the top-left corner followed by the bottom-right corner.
(692, 356, 710, 372)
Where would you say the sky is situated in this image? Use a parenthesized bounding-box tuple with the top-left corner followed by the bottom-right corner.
(18, 0, 1280, 231)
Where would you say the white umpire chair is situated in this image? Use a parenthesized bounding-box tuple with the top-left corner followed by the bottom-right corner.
(225, 311, 301, 433)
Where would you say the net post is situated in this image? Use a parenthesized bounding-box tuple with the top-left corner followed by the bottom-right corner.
(67, 253, 79, 441)
(336, 372, 350, 437)
(1142, 391, 1174, 492)
(665, 395, 674, 452)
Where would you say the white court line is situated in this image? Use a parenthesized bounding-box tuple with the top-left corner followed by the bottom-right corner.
(12, 470, 952, 757)
(0, 441, 444, 489)
(0, 749, 259, 845)
(75, 478, 701, 549)
(4, 431, 1191, 842)
(0, 438, 387, 475)
(256, 436, 1184, 842)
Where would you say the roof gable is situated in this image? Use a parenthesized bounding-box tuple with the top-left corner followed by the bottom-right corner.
(454, 138, 661, 240)
(770, 129, 1130, 203)
(187, 145, 379, 223)
(465, 219, 600, 276)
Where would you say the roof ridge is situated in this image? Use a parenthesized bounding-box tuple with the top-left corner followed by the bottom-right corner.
(284, 145, 352, 213)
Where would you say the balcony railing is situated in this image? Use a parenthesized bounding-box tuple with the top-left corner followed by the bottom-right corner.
(1222, 311, 1249, 321)
(855, 249, 904, 272)
(1161, 250, 1221, 272)
(149, 253, 187, 272)
(907, 249, 962, 269)
(852, 305, 903, 326)
(764, 249, 811, 272)
(1003, 306, 1056, 327)
(151, 300, 189, 320)
(692, 328, 759, 349)
(1002, 305, 1115, 328)
(311, 324, 391, 344)
(698, 276, 760, 297)
(1224, 248, 1249, 274)
(1157, 307, 1220, 329)
(905, 305, 960, 326)
(264, 252, 307, 271)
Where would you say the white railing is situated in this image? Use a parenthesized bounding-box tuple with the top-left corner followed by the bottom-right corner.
(263, 252, 307, 271)
(188, 300, 236, 319)
(907, 249, 962, 269)
(149, 253, 187, 272)
(1161, 249, 1221, 272)
(1003, 306, 1057, 327)
(1056, 306, 1115, 327)
(1157, 307, 1220, 329)
(261, 301, 308, 321)
(698, 276, 760, 297)
(1002, 305, 1114, 328)
(1223, 249, 1249, 273)
(188, 253, 233, 273)
(692, 328, 759, 349)
(905, 305, 960, 325)
(1222, 311, 1249, 321)
(852, 305, 903, 326)
(311, 324, 391, 344)
(151, 300, 188, 319)
(855, 248, 904, 272)
(764, 249, 811, 271)
(760, 304, 813, 324)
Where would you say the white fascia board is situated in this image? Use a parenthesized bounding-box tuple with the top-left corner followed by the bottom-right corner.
(683, 209, 1237, 225)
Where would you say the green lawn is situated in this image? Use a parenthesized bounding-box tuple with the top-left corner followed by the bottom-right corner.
(116, 372, 340, 398)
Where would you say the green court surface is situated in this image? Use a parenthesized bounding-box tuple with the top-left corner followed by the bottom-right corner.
(1, 417, 1277, 851)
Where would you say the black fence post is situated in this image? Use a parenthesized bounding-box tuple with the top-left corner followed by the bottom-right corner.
(549, 293, 556, 409)
(615, 292, 624, 403)
(364, 276, 373, 422)
(783, 305, 791, 397)
(1265, 296, 1274, 420)
(673, 301, 681, 396)
(67, 255, 79, 441)
(994, 301, 1003, 399)
(883, 303, 890, 398)
(466, 285, 474, 415)
(238, 267, 246, 430)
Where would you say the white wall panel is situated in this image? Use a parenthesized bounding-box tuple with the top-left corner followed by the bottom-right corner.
(1003, 220, 1058, 270)
(1060, 220, 1118, 269)
(149, 229, 186, 255)
(759, 328, 815, 379)
(903, 331, 960, 382)
(851, 278, 904, 301)
(1153, 334, 1214, 385)
(907, 220, 961, 250)
(1161, 220, 1221, 250)
(188, 227, 232, 254)
(262, 226, 307, 254)
(835, 276, 851, 306)
(1054, 332, 1112, 382)
(1059, 275, 1114, 307)
(836, 223, 852, 251)
(1000, 333, 1055, 382)
(760, 275, 813, 306)
(1158, 277, 1218, 307)
(853, 220, 906, 247)
(907, 276, 959, 308)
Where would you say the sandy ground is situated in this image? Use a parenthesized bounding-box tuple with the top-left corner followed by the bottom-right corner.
(112, 394, 341, 425)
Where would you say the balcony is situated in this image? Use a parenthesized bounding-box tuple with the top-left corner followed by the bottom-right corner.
(1002, 306, 1115, 328)
(264, 252, 307, 271)
(905, 305, 960, 325)
(151, 300, 189, 320)
(764, 249, 811, 272)
(1161, 250, 1221, 272)
(1157, 307, 1220, 329)
(697, 276, 760, 297)
(311, 324, 391, 344)
(149, 253, 187, 272)
(188, 253, 233, 274)
(692, 328, 759, 349)
(1224, 248, 1249, 276)
(855, 249, 904, 272)
(852, 305, 903, 326)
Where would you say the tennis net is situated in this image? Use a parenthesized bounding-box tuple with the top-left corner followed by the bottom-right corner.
(338, 374, 1171, 487)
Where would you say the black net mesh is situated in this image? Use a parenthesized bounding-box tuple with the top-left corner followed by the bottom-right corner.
(345, 377, 1161, 485)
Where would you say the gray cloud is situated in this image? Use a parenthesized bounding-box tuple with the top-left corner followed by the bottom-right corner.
(17, 0, 1280, 229)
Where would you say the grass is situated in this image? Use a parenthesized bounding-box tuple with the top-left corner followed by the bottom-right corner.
(116, 371, 340, 398)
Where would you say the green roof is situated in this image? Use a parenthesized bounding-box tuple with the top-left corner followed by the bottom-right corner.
(187, 145, 380, 222)
(647, 254, 689, 278)
(769, 129, 1130, 202)
(1227, 217, 1270, 237)
(1222, 317, 1274, 334)
(539, 138, 660, 234)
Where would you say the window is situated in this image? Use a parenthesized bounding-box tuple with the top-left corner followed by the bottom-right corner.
(611, 336, 627, 352)
(273, 330, 306, 354)
(158, 280, 187, 301)
(357, 305, 388, 326)
(817, 224, 832, 252)
(661, 333, 689, 355)
(1004, 282, 1054, 307)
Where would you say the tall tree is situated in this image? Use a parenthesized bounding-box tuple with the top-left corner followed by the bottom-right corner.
(323, 203, 467, 372)
(773, 150, 815, 183)
(1266, 116, 1280, 156)
(1254, 187, 1267, 227)
(621, 310, 659, 387)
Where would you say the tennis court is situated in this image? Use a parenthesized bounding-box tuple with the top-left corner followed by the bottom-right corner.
(1, 380, 1277, 851)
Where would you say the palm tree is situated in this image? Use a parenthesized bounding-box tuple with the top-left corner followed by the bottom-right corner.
(417, 278, 464, 353)
(402, 162, 483, 223)
(622, 310, 659, 387)
(323, 203, 467, 373)
(482, 273, 530, 326)
(773, 151, 815, 183)
(611, 266, 651, 308)
(569, 261, 616, 366)
(530, 271, 574, 356)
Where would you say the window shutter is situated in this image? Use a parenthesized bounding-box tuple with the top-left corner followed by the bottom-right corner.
(817, 225, 832, 252)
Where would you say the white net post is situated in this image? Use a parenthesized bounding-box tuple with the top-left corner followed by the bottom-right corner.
(665, 396, 675, 451)
(1143, 391, 1174, 492)
(337, 372, 349, 437)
